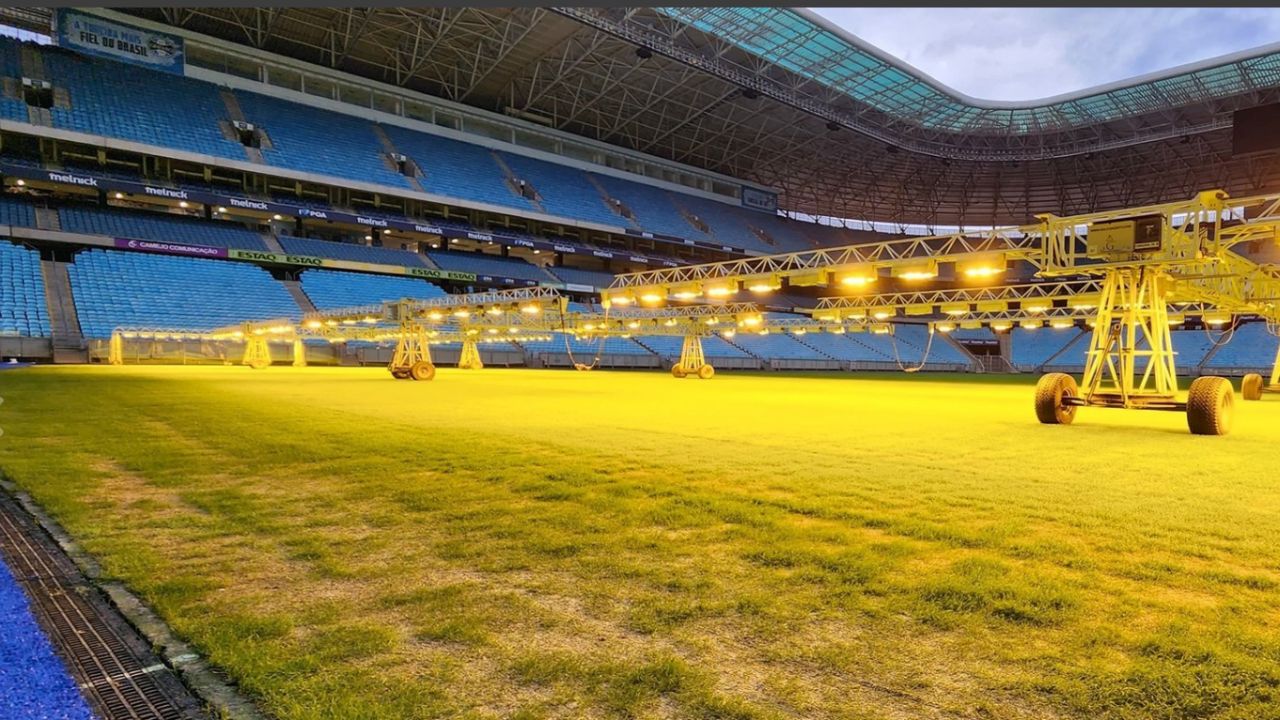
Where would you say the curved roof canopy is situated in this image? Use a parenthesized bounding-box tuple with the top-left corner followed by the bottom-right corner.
(659, 7, 1280, 136)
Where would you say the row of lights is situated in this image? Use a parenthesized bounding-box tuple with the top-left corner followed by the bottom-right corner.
(603, 255, 1010, 307)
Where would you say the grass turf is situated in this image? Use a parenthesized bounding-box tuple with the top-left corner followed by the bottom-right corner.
(1, 365, 1279, 720)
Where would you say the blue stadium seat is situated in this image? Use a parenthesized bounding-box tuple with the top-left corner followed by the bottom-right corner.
(43, 46, 244, 159)
(547, 266, 615, 289)
(0, 240, 50, 337)
(382, 127, 535, 211)
(67, 249, 298, 337)
(299, 268, 446, 308)
(58, 205, 267, 251)
(497, 152, 623, 226)
(0, 196, 37, 229)
(1204, 323, 1276, 370)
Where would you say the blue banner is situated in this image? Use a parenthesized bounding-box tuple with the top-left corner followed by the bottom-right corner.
(56, 10, 184, 75)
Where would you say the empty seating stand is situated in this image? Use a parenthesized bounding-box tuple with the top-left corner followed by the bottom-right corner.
(0, 240, 50, 337)
(299, 268, 446, 308)
(67, 249, 298, 338)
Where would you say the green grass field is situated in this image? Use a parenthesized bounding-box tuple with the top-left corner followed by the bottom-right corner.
(2, 365, 1279, 720)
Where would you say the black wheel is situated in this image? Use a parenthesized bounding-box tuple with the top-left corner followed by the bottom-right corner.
(1242, 373, 1264, 401)
(410, 361, 436, 382)
(671, 364, 687, 378)
(1187, 376, 1233, 436)
(696, 364, 715, 380)
(390, 367, 410, 380)
(1034, 373, 1078, 425)
(247, 358, 270, 370)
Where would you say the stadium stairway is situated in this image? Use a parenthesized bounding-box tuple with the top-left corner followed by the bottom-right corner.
(218, 89, 265, 164)
(260, 232, 285, 253)
(34, 206, 60, 232)
(39, 259, 86, 363)
(584, 174, 641, 230)
(491, 152, 548, 215)
(372, 124, 425, 193)
(281, 279, 318, 313)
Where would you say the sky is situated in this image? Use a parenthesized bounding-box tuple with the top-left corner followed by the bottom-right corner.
(810, 8, 1280, 101)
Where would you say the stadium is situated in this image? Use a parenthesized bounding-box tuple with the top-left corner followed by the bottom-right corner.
(1, 5, 1280, 720)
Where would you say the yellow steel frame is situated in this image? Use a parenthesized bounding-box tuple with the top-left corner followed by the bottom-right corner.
(242, 334, 272, 369)
(1079, 269, 1178, 407)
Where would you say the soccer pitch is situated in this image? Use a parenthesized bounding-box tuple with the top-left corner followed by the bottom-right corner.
(2, 365, 1278, 720)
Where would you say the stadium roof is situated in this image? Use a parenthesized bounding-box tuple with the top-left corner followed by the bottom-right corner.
(32, 7, 1280, 227)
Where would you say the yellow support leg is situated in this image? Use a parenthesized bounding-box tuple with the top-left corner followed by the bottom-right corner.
(108, 331, 124, 366)
(292, 337, 307, 367)
(243, 334, 272, 369)
(458, 336, 484, 370)
(673, 333, 714, 379)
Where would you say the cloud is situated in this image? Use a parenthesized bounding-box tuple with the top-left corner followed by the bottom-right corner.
(809, 8, 1280, 100)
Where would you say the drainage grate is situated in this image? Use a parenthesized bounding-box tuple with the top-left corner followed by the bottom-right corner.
(0, 494, 206, 720)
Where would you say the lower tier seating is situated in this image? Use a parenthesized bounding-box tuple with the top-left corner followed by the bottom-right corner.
(0, 240, 50, 337)
(68, 250, 299, 338)
(299, 269, 447, 309)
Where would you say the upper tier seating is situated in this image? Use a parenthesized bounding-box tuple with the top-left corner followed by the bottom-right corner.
(278, 236, 427, 268)
(591, 174, 712, 241)
(236, 90, 412, 189)
(0, 240, 50, 337)
(299, 269, 446, 308)
(42, 47, 243, 160)
(497, 152, 622, 227)
(4, 36, 890, 256)
(547, 266, 616, 289)
(381, 126, 534, 212)
(425, 250, 555, 283)
(59, 205, 268, 251)
(0, 41, 27, 122)
(0, 195, 37, 229)
(68, 249, 298, 337)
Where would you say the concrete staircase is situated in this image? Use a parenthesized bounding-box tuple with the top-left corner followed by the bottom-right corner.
(491, 152, 547, 213)
(260, 232, 285, 253)
(40, 260, 88, 363)
(372, 125, 425, 192)
(280, 279, 317, 313)
(585, 174, 641, 229)
(219, 89, 266, 163)
(34, 206, 61, 232)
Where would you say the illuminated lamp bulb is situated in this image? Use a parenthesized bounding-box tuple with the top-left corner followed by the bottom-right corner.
(872, 310, 893, 320)
(740, 315, 762, 327)
(1050, 320, 1074, 329)
(757, 328, 770, 335)
(704, 282, 735, 298)
(990, 321, 1012, 332)
(639, 290, 665, 305)
(427, 311, 444, 321)
(1023, 303, 1050, 314)
(705, 317, 720, 326)
(305, 320, 322, 329)
(487, 328, 499, 334)
(520, 303, 541, 315)
(272, 214, 283, 220)
(935, 322, 956, 333)
(15, 179, 24, 186)
(453, 310, 471, 318)
(627, 321, 640, 329)
(794, 328, 807, 336)
(722, 329, 736, 338)
(487, 306, 503, 316)
(508, 327, 520, 334)
(218, 206, 228, 213)
(114, 192, 124, 199)
(663, 319, 677, 327)
(363, 316, 378, 324)
(179, 201, 189, 208)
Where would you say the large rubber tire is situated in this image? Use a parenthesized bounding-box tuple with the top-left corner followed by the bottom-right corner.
(1034, 373, 1079, 425)
(390, 367, 410, 380)
(247, 358, 270, 370)
(1242, 373, 1264, 401)
(671, 364, 688, 379)
(697, 364, 715, 380)
(410, 361, 436, 382)
(1187, 376, 1234, 436)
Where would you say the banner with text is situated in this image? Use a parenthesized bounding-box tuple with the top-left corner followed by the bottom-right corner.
(57, 10, 185, 75)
